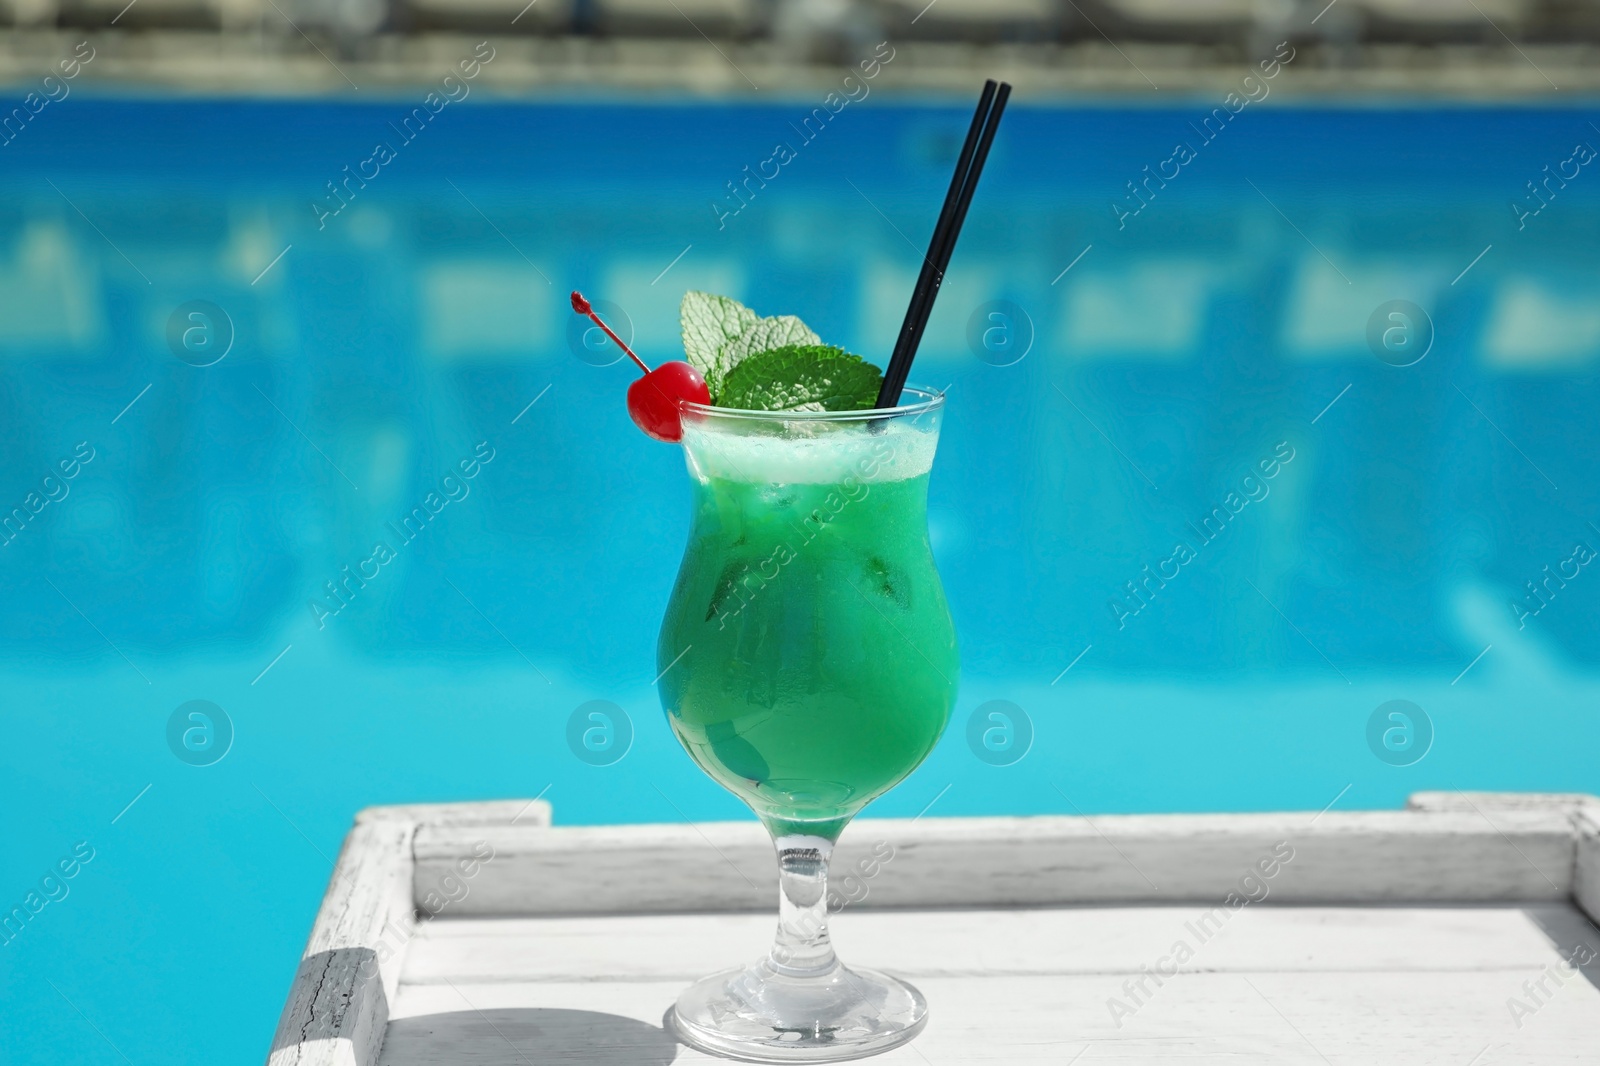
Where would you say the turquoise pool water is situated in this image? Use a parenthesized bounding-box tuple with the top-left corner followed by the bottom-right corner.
(2, 98, 1598, 1062)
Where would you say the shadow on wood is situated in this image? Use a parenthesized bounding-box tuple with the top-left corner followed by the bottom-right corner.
(1524, 905, 1600, 993)
(380, 1007, 679, 1065)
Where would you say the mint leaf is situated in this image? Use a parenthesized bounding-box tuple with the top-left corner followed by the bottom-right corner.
(722, 315, 821, 371)
(680, 291, 757, 397)
(719, 345, 883, 412)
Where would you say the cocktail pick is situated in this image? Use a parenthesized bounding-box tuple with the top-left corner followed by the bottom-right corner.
(570, 290, 709, 442)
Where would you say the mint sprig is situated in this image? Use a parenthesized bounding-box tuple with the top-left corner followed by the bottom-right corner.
(719, 345, 884, 413)
(680, 291, 758, 398)
(679, 292, 881, 411)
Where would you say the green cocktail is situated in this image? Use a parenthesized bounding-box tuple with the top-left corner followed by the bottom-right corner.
(658, 398, 957, 840)
(657, 387, 957, 1062)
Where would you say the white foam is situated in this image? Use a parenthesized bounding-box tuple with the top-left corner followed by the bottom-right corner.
(681, 419, 938, 485)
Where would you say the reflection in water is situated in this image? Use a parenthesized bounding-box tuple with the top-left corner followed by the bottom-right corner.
(0, 102, 1595, 681)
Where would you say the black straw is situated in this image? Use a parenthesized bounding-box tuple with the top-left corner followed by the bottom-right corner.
(875, 80, 1012, 409)
(879, 80, 994, 401)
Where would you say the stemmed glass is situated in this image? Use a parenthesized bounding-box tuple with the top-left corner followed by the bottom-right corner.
(655, 387, 958, 1061)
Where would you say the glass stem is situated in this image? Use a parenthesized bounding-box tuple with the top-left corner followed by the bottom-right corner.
(768, 834, 838, 977)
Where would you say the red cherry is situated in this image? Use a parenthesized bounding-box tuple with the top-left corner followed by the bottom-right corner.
(627, 361, 709, 443)
(570, 289, 709, 443)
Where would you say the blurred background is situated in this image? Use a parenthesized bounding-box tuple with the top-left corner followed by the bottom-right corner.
(3, 1, 1599, 1063)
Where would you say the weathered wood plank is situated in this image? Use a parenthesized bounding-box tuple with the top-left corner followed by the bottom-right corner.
(1407, 791, 1598, 814)
(397, 905, 1588, 984)
(267, 818, 415, 1066)
(267, 799, 549, 1066)
(383, 966, 1600, 1064)
(413, 809, 1579, 915)
(358, 799, 550, 829)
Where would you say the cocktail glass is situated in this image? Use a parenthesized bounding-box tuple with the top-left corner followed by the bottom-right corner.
(656, 386, 959, 1062)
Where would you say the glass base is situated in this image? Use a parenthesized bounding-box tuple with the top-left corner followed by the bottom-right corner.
(668, 957, 928, 1063)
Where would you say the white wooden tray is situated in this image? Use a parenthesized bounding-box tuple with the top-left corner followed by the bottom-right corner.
(267, 792, 1600, 1065)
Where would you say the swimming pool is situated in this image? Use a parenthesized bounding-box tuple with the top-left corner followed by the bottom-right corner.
(2, 97, 1598, 1063)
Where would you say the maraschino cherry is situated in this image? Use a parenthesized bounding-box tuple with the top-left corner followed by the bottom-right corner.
(571, 291, 710, 443)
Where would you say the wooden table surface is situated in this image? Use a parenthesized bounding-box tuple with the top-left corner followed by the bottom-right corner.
(379, 903, 1600, 1064)
(266, 794, 1600, 1066)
